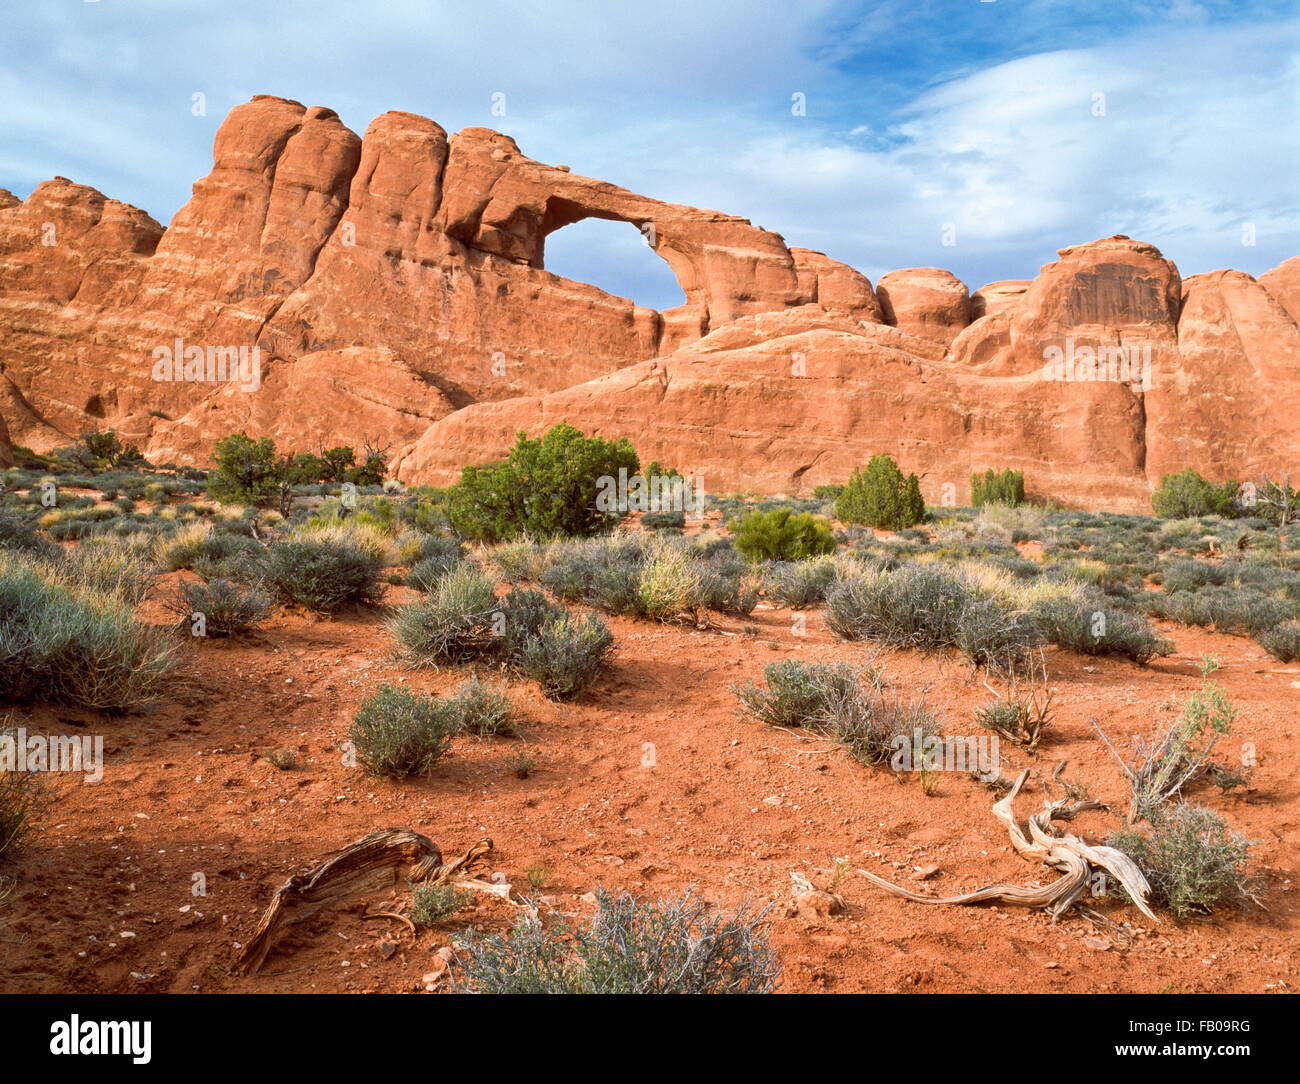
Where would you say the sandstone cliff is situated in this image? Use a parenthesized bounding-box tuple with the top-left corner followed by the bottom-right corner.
(1, 95, 1295, 510)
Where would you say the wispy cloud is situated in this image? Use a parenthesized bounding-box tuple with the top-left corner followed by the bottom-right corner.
(1, 1, 1294, 303)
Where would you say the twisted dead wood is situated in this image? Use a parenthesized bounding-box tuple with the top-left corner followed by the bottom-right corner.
(860, 770, 1157, 922)
(235, 829, 493, 974)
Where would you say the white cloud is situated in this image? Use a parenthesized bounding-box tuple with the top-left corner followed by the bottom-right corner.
(0, 3, 1294, 301)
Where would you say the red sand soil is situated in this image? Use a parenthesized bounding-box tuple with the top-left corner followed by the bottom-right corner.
(2, 573, 1297, 994)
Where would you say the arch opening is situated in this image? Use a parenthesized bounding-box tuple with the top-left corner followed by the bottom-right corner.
(541, 218, 687, 312)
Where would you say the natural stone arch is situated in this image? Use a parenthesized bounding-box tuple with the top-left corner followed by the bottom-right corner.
(538, 205, 689, 311)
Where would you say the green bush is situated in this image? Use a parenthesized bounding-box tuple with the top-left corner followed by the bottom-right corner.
(835, 455, 926, 530)
(1109, 803, 1254, 921)
(728, 508, 836, 562)
(447, 424, 639, 541)
(496, 587, 568, 657)
(266, 538, 384, 613)
(160, 524, 265, 573)
(349, 683, 457, 779)
(515, 612, 614, 699)
(971, 468, 1025, 508)
(411, 883, 474, 927)
(1151, 469, 1239, 519)
(207, 433, 280, 506)
(454, 888, 780, 994)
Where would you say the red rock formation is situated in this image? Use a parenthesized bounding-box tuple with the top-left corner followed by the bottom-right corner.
(1259, 255, 1300, 327)
(0, 96, 1295, 511)
(0, 410, 12, 469)
(876, 268, 971, 345)
(970, 280, 1030, 320)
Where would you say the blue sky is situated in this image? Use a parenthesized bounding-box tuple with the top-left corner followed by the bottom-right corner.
(2, 0, 1297, 310)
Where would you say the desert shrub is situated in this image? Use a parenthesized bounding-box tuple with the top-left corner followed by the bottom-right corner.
(292, 520, 400, 566)
(835, 455, 926, 530)
(825, 563, 1036, 670)
(539, 536, 642, 611)
(388, 565, 500, 664)
(1258, 619, 1300, 662)
(496, 586, 568, 657)
(410, 883, 474, 927)
(636, 545, 704, 620)
(0, 510, 57, 558)
(447, 676, 515, 736)
(58, 533, 160, 608)
(846, 691, 945, 770)
(0, 724, 48, 862)
(266, 538, 384, 613)
(159, 522, 265, 573)
(349, 683, 457, 779)
(733, 657, 940, 768)
(447, 424, 639, 541)
(1159, 559, 1228, 594)
(0, 552, 175, 710)
(514, 612, 614, 699)
(453, 888, 780, 994)
(1030, 592, 1171, 663)
(812, 483, 845, 500)
(641, 508, 686, 530)
(167, 577, 272, 636)
(729, 508, 836, 562)
(207, 433, 280, 506)
(1109, 804, 1254, 921)
(694, 547, 759, 615)
(539, 535, 744, 619)
(970, 468, 1025, 508)
(1145, 585, 1293, 636)
(978, 501, 1045, 540)
(1095, 661, 1237, 823)
(407, 537, 466, 592)
(1151, 469, 1239, 519)
(734, 659, 866, 729)
(764, 557, 836, 608)
(953, 594, 1042, 672)
(491, 538, 546, 583)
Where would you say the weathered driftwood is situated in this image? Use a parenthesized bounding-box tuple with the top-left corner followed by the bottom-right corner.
(235, 829, 493, 974)
(860, 769, 1158, 922)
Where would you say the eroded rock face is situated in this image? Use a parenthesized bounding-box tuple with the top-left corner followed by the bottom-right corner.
(876, 268, 971, 345)
(395, 305, 1154, 511)
(0, 97, 1295, 510)
(0, 95, 873, 460)
(970, 280, 1030, 320)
